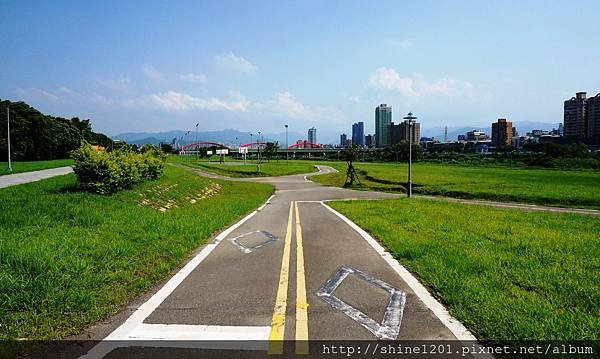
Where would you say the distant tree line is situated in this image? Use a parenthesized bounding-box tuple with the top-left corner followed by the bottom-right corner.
(0, 100, 112, 161)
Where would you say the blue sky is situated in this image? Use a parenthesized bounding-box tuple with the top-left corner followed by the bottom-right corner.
(1, 0, 599, 142)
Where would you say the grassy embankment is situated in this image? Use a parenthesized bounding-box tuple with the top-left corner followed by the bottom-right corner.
(169, 155, 318, 177)
(312, 162, 600, 209)
(0, 159, 74, 176)
(329, 198, 600, 341)
(0, 166, 273, 339)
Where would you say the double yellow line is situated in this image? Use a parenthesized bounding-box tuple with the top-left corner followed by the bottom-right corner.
(268, 201, 309, 355)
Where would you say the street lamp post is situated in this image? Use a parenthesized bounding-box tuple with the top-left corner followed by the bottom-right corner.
(6, 106, 12, 172)
(257, 131, 261, 173)
(403, 112, 417, 198)
(195, 123, 199, 160)
(284, 124, 288, 164)
(250, 133, 253, 164)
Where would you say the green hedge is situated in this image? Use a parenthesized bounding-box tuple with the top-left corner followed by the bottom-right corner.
(71, 143, 166, 194)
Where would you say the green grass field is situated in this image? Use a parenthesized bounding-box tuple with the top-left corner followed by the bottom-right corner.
(0, 166, 273, 340)
(0, 159, 73, 176)
(169, 155, 318, 177)
(328, 198, 600, 341)
(312, 162, 600, 209)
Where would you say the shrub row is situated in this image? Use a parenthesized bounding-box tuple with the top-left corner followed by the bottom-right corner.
(71, 143, 166, 194)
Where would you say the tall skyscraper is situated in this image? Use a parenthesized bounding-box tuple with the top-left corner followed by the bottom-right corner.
(307, 127, 317, 144)
(375, 104, 392, 148)
(586, 93, 600, 145)
(491, 118, 513, 146)
(340, 133, 347, 147)
(352, 122, 365, 147)
(564, 92, 588, 141)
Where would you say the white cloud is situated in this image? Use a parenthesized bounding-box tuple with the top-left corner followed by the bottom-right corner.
(141, 64, 165, 81)
(258, 91, 307, 118)
(369, 67, 419, 98)
(386, 39, 414, 50)
(58, 86, 79, 96)
(15, 87, 62, 103)
(140, 90, 249, 112)
(347, 95, 361, 104)
(255, 91, 346, 125)
(95, 76, 131, 91)
(179, 73, 208, 84)
(368, 67, 489, 101)
(214, 52, 257, 73)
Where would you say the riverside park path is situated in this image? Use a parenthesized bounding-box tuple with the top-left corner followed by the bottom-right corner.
(0, 166, 73, 189)
(75, 165, 479, 359)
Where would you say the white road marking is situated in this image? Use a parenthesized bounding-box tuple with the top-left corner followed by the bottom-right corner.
(317, 265, 406, 340)
(80, 196, 274, 358)
(321, 201, 478, 342)
(128, 323, 269, 342)
(228, 230, 279, 254)
(257, 194, 276, 211)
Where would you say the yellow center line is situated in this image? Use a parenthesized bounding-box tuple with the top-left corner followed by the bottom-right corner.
(295, 201, 309, 355)
(268, 201, 294, 355)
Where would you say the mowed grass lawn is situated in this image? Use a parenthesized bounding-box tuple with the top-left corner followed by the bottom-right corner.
(0, 166, 273, 339)
(0, 159, 73, 176)
(329, 199, 600, 341)
(170, 156, 318, 177)
(312, 162, 600, 209)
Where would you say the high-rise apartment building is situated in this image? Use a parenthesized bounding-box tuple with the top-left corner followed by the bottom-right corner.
(352, 122, 365, 146)
(340, 133, 347, 147)
(365, 134, 375, 148)
(375, 104, 392, 147)
(563, 92, 588, 141)
(389, 122, 402, 145)
(307, 127, 317, 144)
(401, 120, 420, 144)
(491, 118, 513, 147)
(388, 120, 420, 145)
(586, 93, 600, 145)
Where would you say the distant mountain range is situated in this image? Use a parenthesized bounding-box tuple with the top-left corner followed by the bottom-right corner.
(115, 121, 561, 146)
(113, 129, 305, 146)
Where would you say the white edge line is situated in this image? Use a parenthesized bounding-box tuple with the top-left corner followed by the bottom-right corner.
(80, 195, 272, 358)
(257, 194, 275, 211)
(320, 201, 478, 343)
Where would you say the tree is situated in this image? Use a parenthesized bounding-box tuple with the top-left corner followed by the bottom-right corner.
(0, 99, 112, 161)
(344, 144, 361, 186)
(264, 141, 279, 162)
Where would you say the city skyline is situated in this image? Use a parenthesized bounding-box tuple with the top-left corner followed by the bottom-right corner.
(2, 1, 599, 139)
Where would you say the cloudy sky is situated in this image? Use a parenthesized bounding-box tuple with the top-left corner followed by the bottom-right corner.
(1, 0, 599, 141)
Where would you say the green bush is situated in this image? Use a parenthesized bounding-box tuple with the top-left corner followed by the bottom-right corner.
(70, 143, 165, 194)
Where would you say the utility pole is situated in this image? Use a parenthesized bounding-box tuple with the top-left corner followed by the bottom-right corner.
(403, 112, 417, 198)
(284, 124, 288, 164)
(6, 106, 12, 172)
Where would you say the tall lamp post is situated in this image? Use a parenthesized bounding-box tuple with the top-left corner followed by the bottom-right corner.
(403, 112, 417, 198)
(250, 133, 253, 163)
(257, 131, 261, 173)
(6, 106, 12, 172)
(195, 123, 199, 160)
(284, 124, 288, 164)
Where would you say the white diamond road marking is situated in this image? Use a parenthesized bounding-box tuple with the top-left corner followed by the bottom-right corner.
(316, 265, 406, 340)
(228, 230, 279, 254)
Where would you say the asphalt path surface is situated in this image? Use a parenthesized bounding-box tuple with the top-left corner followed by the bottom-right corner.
(73, 166, 480, 359)
(0, 166, 73, 189)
